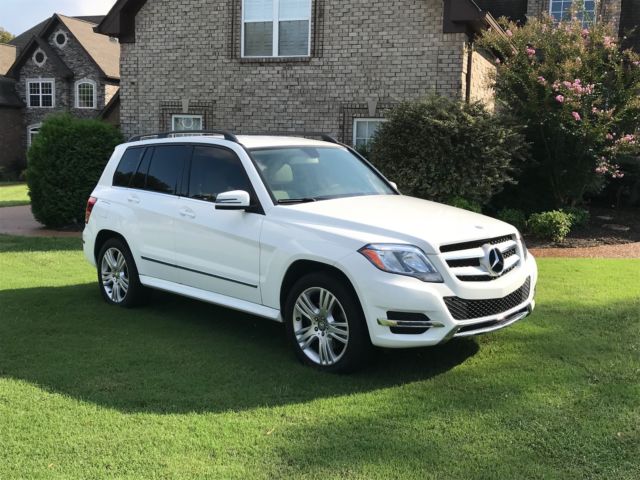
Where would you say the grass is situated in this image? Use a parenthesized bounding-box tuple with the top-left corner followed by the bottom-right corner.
(0, 182, 29, 207)
(0, 234, 638, 479)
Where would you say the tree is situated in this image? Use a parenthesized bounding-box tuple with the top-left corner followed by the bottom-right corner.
(477, 12, 640, 208)
(0, 27, 14, 43)
(369, 95, 527, 205)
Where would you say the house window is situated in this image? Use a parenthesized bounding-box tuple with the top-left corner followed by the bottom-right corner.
(28, 124, 42, 147)
(54, 30, 68, 48)
(27, 79, 55, 108)
(172, 114, 204, 132)
(32, 49, 47, 67)
(549, 0, 596, 25)
(242, 0, 311, 58)
(353, 118, 386, 149)
(75, 79, 97, 109)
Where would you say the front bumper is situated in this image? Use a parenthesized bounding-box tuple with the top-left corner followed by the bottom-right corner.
(340, 251, 538, 348)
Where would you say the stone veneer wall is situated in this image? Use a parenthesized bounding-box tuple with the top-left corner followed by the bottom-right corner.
(119, 0, 472, 142)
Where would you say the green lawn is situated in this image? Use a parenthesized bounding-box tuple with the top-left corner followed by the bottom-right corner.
(0, 234, 638, 479)
(0, 182, 29, 207)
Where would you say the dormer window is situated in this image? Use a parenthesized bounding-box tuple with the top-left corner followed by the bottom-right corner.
(32, 49, 47, 67)
(54, 30, 68, 48)
(75, 79, 97, 109)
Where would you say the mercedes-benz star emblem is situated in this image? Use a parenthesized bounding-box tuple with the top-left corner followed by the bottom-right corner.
(487, 247, 505, 276)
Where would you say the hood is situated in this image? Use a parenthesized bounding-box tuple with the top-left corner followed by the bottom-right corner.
(273, 195, 517, 254)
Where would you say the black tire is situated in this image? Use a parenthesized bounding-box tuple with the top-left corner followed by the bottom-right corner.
(97, 238, 146, 308)
(284, 272, 373, 373)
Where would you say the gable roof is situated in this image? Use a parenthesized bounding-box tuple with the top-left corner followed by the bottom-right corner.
(7, 35, 74, 79)
(8, 18, 50, 54)
(58, 15, 120, 79)
(0, 76, 23, 108)
(474, 0, 528, 23)
(7, 14, 119, 80)
(96, 0, 146, 43)
(0, 44, 17, 75)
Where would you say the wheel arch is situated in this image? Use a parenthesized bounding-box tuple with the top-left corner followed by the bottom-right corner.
(94, 229, 131, 263)
(279, 259, 362, 314)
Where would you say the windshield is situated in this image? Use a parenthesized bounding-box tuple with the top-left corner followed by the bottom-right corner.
(250, 146, 395, 203)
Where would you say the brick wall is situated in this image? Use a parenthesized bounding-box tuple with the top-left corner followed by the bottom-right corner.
(463, 47, 496, 111)
(119, 0, 471, 143)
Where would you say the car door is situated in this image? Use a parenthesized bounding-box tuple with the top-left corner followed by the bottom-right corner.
(127, 144, 191, 281)
(173, 145, 264, 304)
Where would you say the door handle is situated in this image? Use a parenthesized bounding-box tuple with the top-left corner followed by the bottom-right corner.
(127, 195, 140, 204)
(179, 207, 196, 219)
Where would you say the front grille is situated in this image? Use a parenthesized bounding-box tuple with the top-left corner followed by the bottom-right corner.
(456, 263, 518, 282)
(444, 277, 531, 320)
(440, 235, 513, 253)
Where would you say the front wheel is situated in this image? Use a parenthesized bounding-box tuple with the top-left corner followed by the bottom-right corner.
(97, 238, 145, 308)
(284, 272, 372, 373)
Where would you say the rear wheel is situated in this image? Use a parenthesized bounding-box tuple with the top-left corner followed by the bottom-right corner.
(285, 272, 372, 373)
(97, 238, 145, 308)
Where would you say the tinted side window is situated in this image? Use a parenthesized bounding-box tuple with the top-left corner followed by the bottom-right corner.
(131, 148, 152, 189)
(188, 146, 252, 202)
(113, 148, 145, 187)
(145, 146, 190, 195)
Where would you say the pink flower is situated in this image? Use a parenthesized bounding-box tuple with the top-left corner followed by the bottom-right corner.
(604, 36, 616, 48)
(581, 28, 590, 37)
(526, 47, 536, 57)
(592, 107, 600, 114)
(620, 134, 636, 144)
(537, 76, 546, 85)
(555, 95, 565, 103)
(495, 58, 501, 64)
(563, 81, 573, 89)
(606, 133, 614, 140)
(634, 61, 640, 66)
(595, 166, 607, 175)
(571, 111, 581, 121)
(506, 29, 513, 37)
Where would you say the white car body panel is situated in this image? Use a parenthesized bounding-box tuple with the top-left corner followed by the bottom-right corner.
(83, 134, 538, 349)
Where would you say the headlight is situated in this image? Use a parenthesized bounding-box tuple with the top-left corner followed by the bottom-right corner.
(358, 244, 443, 283)
(518, 232, 529, 261)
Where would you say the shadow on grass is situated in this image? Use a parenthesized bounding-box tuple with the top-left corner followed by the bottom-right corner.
(0, 283, 479, 414)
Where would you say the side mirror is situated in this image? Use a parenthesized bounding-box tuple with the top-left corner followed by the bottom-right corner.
(215, 190, 251, 210)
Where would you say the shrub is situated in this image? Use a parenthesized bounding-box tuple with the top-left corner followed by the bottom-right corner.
(562, 206, 590, 228)
(369, 95, 527, 205)
(478, 14, 640, 208)
(497, 208, 527, 231)
(27, 114, 123, 228)
(528, 210, 573, 242)
(446, 197, 482, 213)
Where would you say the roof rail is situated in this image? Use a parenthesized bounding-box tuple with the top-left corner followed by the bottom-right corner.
(246, 131, 340, 144)
(127, 130, 239, 143)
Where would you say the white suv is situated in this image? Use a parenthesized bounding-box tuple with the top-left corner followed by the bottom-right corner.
(83, 131, 537, 372)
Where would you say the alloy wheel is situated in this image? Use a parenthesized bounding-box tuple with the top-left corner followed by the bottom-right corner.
(100, 247, 129, 303)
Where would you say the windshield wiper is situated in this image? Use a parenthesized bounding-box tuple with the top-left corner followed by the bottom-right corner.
(276, 198, 318, 204)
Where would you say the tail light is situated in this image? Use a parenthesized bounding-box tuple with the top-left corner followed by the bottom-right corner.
(85, 197, 97, 224)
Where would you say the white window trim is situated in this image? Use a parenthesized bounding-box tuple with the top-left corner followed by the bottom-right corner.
(74, 78, 97, 109)
(172, 114, 204, 131)
(53, 29, 68, 48)
(353, 118, 386, 147)
(27, 123, 42, 147)
(26, 78, 55, 109)
(241, 0, 312, 58)
(32, 48, 47, 67)
(548, 0, 597, 24)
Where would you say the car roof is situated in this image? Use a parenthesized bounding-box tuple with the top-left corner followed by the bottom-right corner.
(124, 135, 342, 150)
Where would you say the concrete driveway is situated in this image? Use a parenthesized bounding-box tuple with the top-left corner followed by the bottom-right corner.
(0, 205, 81, 237)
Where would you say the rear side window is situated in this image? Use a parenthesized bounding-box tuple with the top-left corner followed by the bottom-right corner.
(188, 146, 252, 202)
(131, 148, 152, 189)
(113, 148, 145, 187)
(145, 146, 191, 195)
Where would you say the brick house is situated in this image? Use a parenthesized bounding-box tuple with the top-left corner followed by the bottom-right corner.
(96, 0, 508, 146)
(0, 14, 120, 172)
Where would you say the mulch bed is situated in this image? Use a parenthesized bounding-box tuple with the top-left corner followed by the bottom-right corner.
(525, 206, 640, 249)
